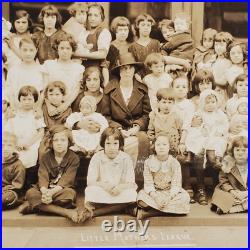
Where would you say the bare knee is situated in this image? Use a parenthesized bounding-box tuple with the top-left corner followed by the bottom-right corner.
(26, 188, 41, 201)
(207, 150, 216, 164)
(54, 199, 73, 208)
(138, 200, 149, 209)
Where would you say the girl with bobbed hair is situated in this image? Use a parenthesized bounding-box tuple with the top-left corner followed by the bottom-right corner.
(32, 4, 66, 64)
(20, 125, 80, 223)
(211, 136, 248, 214)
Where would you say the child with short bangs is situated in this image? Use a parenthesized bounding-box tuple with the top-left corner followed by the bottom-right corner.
(20, 125, 80, 222)
(42, 33, 85, 115)
(128, 14, 160, 79)
(191, 69, 215, 109)
(39, 81, 72, 158)
(32, 4, 66, 64)
(225, 41, 247, 86)
(211, 136, 248, 214)
(5, 10, 33, 68)
(5, 86, 45, 189)
(226, 74, 248, 117)
(137, 134, 190, 219)
(107, 16, 133, 70)
(78, 127, 138, 223)
(143, 53, 173, 111)
(6, 38, 44, 110)
(147, 88, 183, 158)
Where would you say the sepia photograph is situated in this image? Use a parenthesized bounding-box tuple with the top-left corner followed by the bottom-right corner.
(2, 1, 248, 248)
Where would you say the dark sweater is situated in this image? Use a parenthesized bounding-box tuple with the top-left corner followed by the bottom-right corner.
(38, 150, 79, 189)
(161, 31, 194, 61)
(2, 153, 26, 191)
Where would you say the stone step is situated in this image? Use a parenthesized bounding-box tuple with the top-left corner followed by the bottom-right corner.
(2, 203, 247, 227)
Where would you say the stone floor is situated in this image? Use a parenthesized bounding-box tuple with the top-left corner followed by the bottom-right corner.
(2, 202, 248, 227)
(2, 198, 248, 248)
(2, 226, 248, 248)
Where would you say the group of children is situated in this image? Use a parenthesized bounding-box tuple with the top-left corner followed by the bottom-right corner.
(2, 3, 248, 222)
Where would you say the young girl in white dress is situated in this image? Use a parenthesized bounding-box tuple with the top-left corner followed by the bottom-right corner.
(172, 75, 195, 145)
(184, 89, 229, 205)
(6, 10, 33, 69)
(137, 133, 190, 219)
(5, 86, 45, 188)
(143, 53, 173, 111)
(6, 38, 44, 110)
(186, 89, 229, 164)
(78, 127, 138, 223)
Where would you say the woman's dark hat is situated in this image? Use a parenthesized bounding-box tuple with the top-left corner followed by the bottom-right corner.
(111, 52, 143, 76)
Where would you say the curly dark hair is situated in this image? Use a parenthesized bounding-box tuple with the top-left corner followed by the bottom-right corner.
(44, 81, 67, 99)
(53, 33, 77, 58)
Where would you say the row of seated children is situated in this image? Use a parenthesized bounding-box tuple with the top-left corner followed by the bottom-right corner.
(3, 126, 247, 221)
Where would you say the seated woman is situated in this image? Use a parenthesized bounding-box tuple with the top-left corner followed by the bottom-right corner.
(19, 125, 80, 223)
(137, 133, 190, 219)
(101, 53, 151, 188)
(78, 127, 137, 223)
(211, 136, 248, 214)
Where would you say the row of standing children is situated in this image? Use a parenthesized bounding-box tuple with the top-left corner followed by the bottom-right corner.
(2, 2, 248, 219)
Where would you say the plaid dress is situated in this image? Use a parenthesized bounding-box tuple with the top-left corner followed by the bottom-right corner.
(137, 155, 190, 214)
